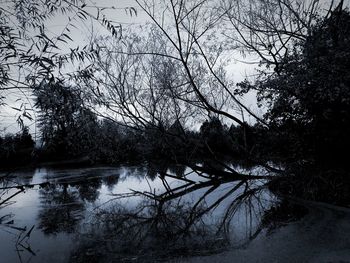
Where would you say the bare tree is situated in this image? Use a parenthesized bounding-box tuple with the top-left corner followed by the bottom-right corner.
(81, 0, 343, 143)
(80, 0, 260, 130)
(221, 0, 342, 73)
(70, 0, 344, 202)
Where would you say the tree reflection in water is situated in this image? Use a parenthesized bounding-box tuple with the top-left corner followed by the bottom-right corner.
(38, 183, 85, 235)
(70, 164, 278, 262)
(102, 175, 119, 192)
(37, 169, 122, 235)
(74, 178, 102, 203)
(37, 171, 123, 236)
(1, 165, 292, 262)
(0, 169, 123, 263)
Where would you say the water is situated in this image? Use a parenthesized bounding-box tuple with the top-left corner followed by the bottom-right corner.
(0, 165, 272, 262)
(0, 166, 160, 262)
(1, 165, 349, 262)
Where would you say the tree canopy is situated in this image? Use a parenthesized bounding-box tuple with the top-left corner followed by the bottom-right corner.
(237, 7, 350, 166)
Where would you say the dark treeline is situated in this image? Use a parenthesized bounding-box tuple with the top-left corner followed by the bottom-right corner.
(0, 127, 35, 167)
(0, 116, 254, 167)
(256, 7, 350, 204)
(30, 81, 250, 164)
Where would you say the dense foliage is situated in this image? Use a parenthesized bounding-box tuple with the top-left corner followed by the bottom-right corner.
(0, 127, 35, 168)
(34, 81, 98, 160)
(238, 9, 350, 163)
(235, 9, 350, 203)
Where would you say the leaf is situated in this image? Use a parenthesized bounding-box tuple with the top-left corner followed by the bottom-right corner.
(23, 112, 33, 121)
(78, 11, 87, 20)
(130, 7, 137, 16)
(62, 33, 73, 42)
(11, 107, 21, 111)
(41, 57, 55, 67)
(42, 42, 49, 52)
(57, 36, 68, 44)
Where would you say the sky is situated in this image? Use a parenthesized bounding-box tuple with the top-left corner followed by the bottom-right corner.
(0, 0, 268, 136)
(0, 0, 144, 135)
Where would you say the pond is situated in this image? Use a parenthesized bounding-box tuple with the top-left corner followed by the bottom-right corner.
(1, 165, 350, 263)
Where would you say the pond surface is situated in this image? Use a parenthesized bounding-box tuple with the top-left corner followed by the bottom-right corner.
(0, 166, 162, 262)
(1, 165, 350, 263)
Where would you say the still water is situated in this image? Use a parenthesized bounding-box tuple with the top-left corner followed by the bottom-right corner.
(0, 166, 165, 262)
(1, 165, 350, 263)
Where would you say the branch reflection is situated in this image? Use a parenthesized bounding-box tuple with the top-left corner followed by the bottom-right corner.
(70, 164, 279, 262)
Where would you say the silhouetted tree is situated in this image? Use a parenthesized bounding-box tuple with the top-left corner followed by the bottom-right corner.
(0, 127, 34, 167)
(238, 7, 350, 166)
(38, 184, 85, 235)
(199, 117, 231, 155)
(34, 80, 98, 159)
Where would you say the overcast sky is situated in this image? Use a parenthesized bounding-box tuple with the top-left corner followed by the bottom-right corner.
(0, 0, 141, 135)
(0, 0, 262, 136)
